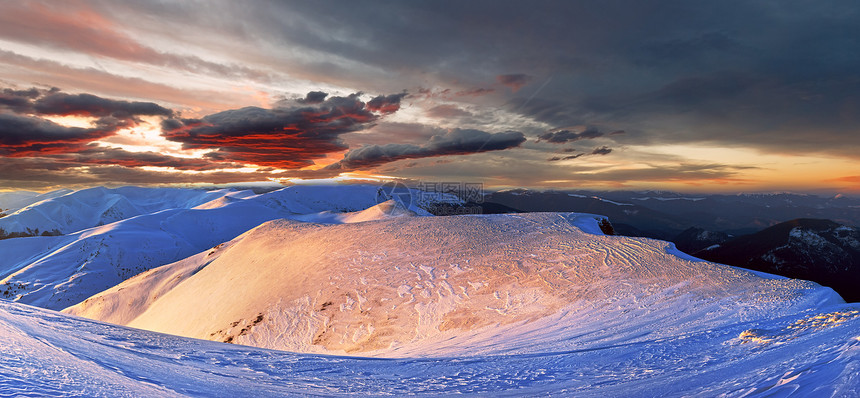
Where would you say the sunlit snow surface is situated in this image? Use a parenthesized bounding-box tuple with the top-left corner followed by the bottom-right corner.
(2, 299, 860, 396)
(2, 187, 860, 395)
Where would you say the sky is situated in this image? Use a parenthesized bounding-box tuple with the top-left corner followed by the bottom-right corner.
(0, 0, 858, 193)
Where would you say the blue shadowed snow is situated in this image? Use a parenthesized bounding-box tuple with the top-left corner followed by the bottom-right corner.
(2, 299, 859, 396)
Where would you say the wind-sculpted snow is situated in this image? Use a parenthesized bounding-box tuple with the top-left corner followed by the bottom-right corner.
(7, 296, 860, 396)
(5, 207, 860, 394)
(1, 186, 435, 310)
(68, 213, 845, 359)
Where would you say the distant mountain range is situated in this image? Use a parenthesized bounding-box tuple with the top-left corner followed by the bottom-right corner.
(695, 219, 860, 302)
(484, 189, 860, 239)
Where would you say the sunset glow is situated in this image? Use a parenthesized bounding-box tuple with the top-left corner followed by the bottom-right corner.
(0, 1, 857, 194)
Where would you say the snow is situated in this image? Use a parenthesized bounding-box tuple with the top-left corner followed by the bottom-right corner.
(592, 197, 633, 206)
(1, 185, 450, 310)
(4, 293, 860, 396)
(67, 212, 845, 361)
(789, 227, 829, 248)
(631, 196, 706, 201)
(0, 189, 73, 213)
(567, 193, 633, 206)
(3, 186, 860, 395)
(289, 200, 418, 224)
(0, 187, 239, 235)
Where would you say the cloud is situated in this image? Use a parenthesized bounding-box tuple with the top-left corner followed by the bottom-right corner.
(328, 128, 526, 170)
(0, 50, 246, 112)
(547, 146, 612, 161)
(161, 92, 403, 169)
(0, 113, 121, 156)
(0, 87, 178, 158)
(366, 93, 407, 114)
(1, 86, 173, 120)
(32, 92, 173, 119)
(455, 88, 495, 97)
(0, 156, 284, 191)
(0, 2, 270, 82)
(426, 104, 473, 119)
(591, 146, 612, 155)
(298, 91, 328, 104)
(1, 87, 43, 113)
(68, 146, 241, 171)
(497, 74, 533, 92)
(548, 154, 583, 161)
(538, 128, 604, 143)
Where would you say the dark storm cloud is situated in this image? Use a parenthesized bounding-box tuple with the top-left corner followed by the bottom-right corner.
(161, 92, 403, 169)
(538, 128, 604, 144)
(328, 128, 526, 170)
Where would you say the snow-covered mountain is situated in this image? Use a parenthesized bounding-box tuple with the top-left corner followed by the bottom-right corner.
(672, 226, 733, 254)
(0, 189, 73, 214)
(484, 189, 860, 238)
(67, 212, 843, 359)
(4, 185, 860, 395)
(1, 185, 454, 310)
(698, 219, 860, 302)
(0, 187, 239, 237)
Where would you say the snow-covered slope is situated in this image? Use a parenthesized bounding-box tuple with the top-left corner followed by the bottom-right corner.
(0, 184, 454, 238)
(1, 185, 449, 310)
(0, 189, 73, 213)
(0, 187, 242, 236)
(0, 200, 288, 310)
(5, 269, 860, 395)
(68, 212, 845, 360)
(10, 298, 860, 396)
